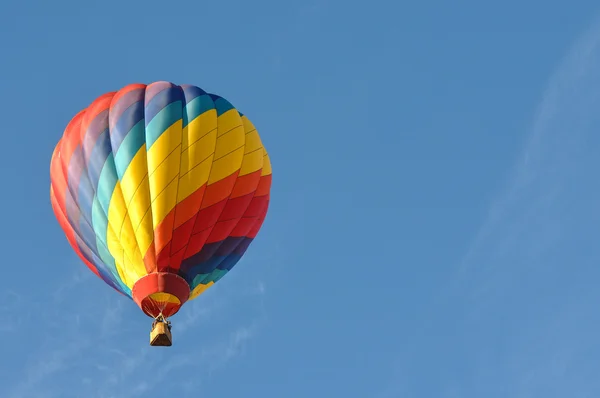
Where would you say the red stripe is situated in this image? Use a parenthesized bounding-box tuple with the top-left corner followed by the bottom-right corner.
(50, 187, 101, 278)
(56, 111, 85, 181)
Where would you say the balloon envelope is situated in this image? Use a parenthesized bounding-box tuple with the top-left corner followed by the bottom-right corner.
(50, 81, 272, 318)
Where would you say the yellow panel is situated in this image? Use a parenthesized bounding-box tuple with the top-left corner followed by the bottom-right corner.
(146, 119, 183, 229)
(239, 149, 264, 176)
(106, 183, 146, 288)
(106, 224, 130, 288)
(262, 151, 272, 176)
(177, 156, 213, 202)
(147, 120, 182, 175)
(217, 109, 242, 137)
(118, 216, 147, 281)
(241, 115, 256, 132)
(151, 176, 179, 227)
(214, 125, 244, 160)
(117, 145, 155, 257)
(149, 292, 181, 304)
(124, 174, 149, 224)
(148, 150, 181, 200)
(244, 130, 263, 153)
(106, 183, 130, 250)
(182, 110, 217, 150)
(180, 129, 217, 175)
(119, 146, 148, 204)
(134, 207, 155, 256)
(207, 147, 244, 184)
(188, 281, 214, 301)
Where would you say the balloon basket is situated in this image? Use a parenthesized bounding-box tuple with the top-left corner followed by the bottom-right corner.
(150, 322, 172, 347)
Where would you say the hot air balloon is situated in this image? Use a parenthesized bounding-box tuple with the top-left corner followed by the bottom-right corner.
(49, 81, 272, 346)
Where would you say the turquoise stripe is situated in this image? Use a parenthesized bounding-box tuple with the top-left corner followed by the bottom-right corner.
(183, 94, 215, 127)
(97, 241, 130, 295)
(192, 273, 208, 286)
(145, 101, 182, 149)
(91, 198, 129, 293)
(213, 97, 235, 116)
(91, 153, 130, 292)
(211, 268, 228, 282)
(96, 153, 119, 216)
(92, 153, 131, 296)
(114, 120, 145, 176)
(191, 268, 228, 288)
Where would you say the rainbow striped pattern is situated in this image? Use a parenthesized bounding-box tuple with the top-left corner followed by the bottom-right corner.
(50, 81, 272, 314)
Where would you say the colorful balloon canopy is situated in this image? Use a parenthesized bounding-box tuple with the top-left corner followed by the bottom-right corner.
(50, 81, 272, 319)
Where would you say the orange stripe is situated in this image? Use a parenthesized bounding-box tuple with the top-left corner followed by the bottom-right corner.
(154, 211, 175, 262)
(173, 184, 206, 228)
(230, 169, 262, 198)
(200, 172, 239, 209)
(255, 174, 272, 197)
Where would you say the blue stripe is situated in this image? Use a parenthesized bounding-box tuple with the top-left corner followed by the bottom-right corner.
(182, 85, 206, 105)
(65, 190, 80, 236)
(185, 253, 242, 284)
(144, 86, 183, 126)
(77, 175, 97, 250)
(218, 253, 243, 271)
(87, 129, 111, 189)
(110, 99, 145, 153)
(82, 110, 109, 157)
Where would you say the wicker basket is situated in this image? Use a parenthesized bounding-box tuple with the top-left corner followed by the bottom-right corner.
(150, 322, 172, 346)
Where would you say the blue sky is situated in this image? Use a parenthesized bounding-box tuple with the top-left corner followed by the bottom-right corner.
(2, 0, 600, 397)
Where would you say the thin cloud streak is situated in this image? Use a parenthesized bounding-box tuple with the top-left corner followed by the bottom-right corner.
(453, 12, 600, 398)
(5, 263, 269, 398)
(376, 13, 600, 398)
(460, 15, 600, 276)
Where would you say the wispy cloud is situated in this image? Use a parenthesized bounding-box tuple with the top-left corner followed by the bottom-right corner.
(377, 13, 600, 398)
(453, 13, 600, 398)
(460, 16, 600, 278)
(5, 262, 268, 398)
